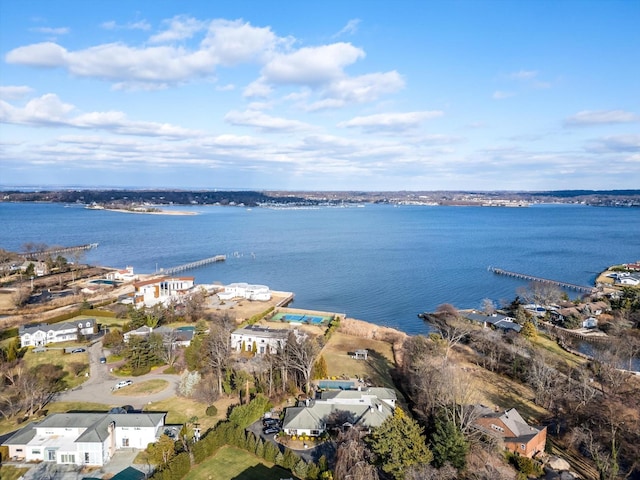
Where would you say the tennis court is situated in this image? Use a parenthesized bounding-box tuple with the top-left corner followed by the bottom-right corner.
(271, 312, 331, 324)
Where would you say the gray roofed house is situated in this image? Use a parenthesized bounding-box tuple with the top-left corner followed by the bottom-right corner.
(282, 387, 396, 437)
(2, 412, 168, 467)
(465, 312, 522, 333)
(19, 318, 97, 347)
(473, 406, 547, 458)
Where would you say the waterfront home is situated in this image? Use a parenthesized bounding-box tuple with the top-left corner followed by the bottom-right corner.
(132, 276, 195, 308)
(230, 324, 289, 354)
(217, 282, 271, 301)
(1, 412, 168, 466)
(106, 265, 137, 282)
(123, 325, 194, 347)
(19, 319, 96, 348)
(473, 406, 547, 458)
(282, 387, 396, 437)
(464, 312, 522, 333)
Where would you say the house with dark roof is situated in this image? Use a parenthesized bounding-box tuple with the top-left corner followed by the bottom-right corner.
(473, 407, 547, 458)
(19, 319, 97, 348)
(1, 412, 167, 466)
(282, 387, 397, 437)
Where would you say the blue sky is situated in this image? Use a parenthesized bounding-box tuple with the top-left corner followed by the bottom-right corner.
(1, 0, 638, 191)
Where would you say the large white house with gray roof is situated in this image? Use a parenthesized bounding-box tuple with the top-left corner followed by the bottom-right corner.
(1, 412, 167, 466)
(230, 324, 290, 355)
(282, 387, 397, 437)
(19, 319, 97, 348)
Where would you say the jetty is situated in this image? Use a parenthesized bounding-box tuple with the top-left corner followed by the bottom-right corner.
(488, 267, 596, 294)
(20, 243, 99, 258)
(161, 255, 226, 275)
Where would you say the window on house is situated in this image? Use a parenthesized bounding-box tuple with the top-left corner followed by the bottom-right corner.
(60, 454, 75, 463)
(84, 452, 90, 463)
(32, 449, 41, 455)
(520, 444, 526, 450)
(491, 424, 504, 433)
(122, 438, 129, 447)
(47, 450, 56, 461)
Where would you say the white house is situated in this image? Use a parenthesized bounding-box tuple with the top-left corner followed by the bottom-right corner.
(123, 325, 194, 347)
(19, 319, 97, 348)
(610, 272, 640, 286)
(230, 325, 289, 354)
(218, 282, 271, 302)
(132, 276, 195, 308)
(1, 412, 167, 467)
(282, 388, 397, 437)
(106, 266, 137, 282)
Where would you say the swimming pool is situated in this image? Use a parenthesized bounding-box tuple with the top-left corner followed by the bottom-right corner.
(89, 279, 121, 286)
(318, 380, 355, 390)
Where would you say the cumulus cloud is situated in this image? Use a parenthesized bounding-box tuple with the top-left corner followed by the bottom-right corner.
(1, 94, 200, 138)
(338, 111, 443, 132)
(260, 43, 365, 85)
(0, 85, 33, 100)
(224, 109, 312, 132)
(202, 19, 282, 66)
(149, 15, 206, 43)
(565, 110, 640, 126)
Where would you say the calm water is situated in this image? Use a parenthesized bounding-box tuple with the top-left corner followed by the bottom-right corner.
(1, 202, 638, 334)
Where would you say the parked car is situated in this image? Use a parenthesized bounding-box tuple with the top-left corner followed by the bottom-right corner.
(71, 348, 86, 353)
(263, 426, 280, 435)
(113, 380, 133, 390)
(99, 357, 107, 364)
(263, 418, 280, 427)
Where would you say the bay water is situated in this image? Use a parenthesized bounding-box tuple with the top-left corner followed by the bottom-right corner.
(1, 202, 638, 335)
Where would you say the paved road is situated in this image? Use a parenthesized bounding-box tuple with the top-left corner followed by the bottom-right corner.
(56, 338, 181, 409)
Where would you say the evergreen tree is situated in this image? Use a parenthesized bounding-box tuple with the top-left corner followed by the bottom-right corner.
(367, 408, 433, 480)
(521, 321, 537, 339)
(263, 441, 279, 463)
(312, 355, 329, 380)
(430, 414, 468, 469)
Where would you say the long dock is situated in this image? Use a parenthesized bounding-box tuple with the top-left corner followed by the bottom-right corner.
(161, 255, 226, 274)
(488, 266, 596, 293)
(20, 243, 99, 258)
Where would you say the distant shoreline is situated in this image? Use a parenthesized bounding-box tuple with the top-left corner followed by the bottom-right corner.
(102, 208, 198, 216)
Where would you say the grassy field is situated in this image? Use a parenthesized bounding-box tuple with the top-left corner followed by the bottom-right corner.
(321, 332, 396, 388)
(186, 446, 296, 480)
(22, 347, 89, 389)
(0, 465, 30, 480)
(112, 379, 168, 396)
(529, 333, 586, 368)
(145, 396, 236, 432)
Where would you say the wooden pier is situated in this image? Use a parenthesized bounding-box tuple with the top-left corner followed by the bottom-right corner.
(488, 266, 596, 293)
(161, 255, 226, 275)
(21, 243, 99, 258)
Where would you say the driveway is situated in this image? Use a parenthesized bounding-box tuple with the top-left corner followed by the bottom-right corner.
(56, 338, 181, 409)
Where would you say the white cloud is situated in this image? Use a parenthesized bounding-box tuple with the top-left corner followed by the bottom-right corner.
(216, 83, 235, 91)
(243, 79, 272, 98)
(6, 42, 67, 67)
(587, 134, 640, 153)
(333, 19, 361, 37)
(0, 85, 33, 100)
(338, 111, 443, 132)
(261, 43, 365, 85)
(565, 110, 640, 126)
(224, 109, 312, 132)
(149, 15, 206, 43)
(1, 94, 200, 138)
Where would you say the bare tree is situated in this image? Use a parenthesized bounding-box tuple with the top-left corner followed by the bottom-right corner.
(428, 304, 473, 360)
(516, 281, 562, 307)
(202, 323, 231, 394)
(283, 331, 322, 394)
(334, 428, 379, 480)
(404, 463, 457, 480)
(481, 298, 496, 315)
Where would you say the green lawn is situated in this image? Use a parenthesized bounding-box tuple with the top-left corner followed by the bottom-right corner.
(185, 446, 296, 480)
(529, 333, 586, 368)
